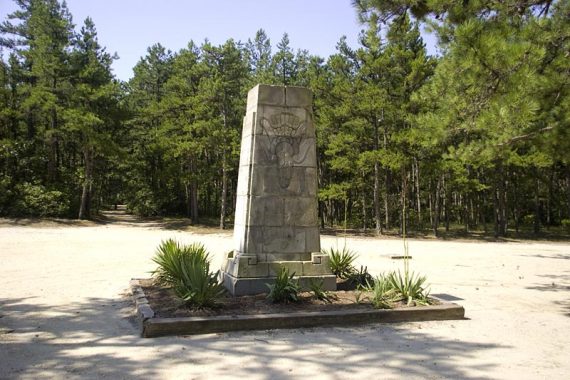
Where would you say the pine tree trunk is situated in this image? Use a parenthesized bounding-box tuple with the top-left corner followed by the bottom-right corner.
(385, 169, 391, 231)
(566, 165, 570, 219)
(534, 172, 540, 235)
(444, 175, 450, 232)
(495, 163, 507, 237)
(415, 158, 422, 230)
(219, 111, 228, 230)
(362, 190, 367, 232)
(433, 175, 441, 237)
(373, 117, 382, 235)
(190, 182, 199, 224)
(373, 161, 382, 235)
(185, 183, 191, 218)
(79, 147, 93, 220)
(220, 151, 228, 229)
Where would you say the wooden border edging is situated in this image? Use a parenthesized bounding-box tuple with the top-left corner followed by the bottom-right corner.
(130, 279, 465, 338)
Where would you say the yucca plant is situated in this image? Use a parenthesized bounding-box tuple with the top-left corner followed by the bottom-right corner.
(266, 267, 300, 303)
(151, 239, 225, 308)
(309, 279, 336, 303)
(323, 246, 358, 279)
(348, 265, 373, 288)
(151, 239, 208, 285)
(367, 273, 399, 309)
(388, 269, 430, 306)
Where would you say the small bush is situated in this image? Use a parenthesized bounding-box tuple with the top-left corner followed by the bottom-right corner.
(323, 246, 358, 279)
(561, 219, 570, 233)
(151, 239, 225, 309)
(266, 267, 300, 303)
(13, 182, 68, 217)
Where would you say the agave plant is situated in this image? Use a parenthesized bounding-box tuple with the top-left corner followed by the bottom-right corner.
(308, 278, 336, 303)
(151, 239, 225, 308)
(366, 273, 399, 309)
(322, 246, 358, 279)
(388, 269, 430, 306)
(266, 267, 300, 303)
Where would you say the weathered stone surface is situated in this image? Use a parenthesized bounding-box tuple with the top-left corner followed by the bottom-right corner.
(222, 84, 334, 295)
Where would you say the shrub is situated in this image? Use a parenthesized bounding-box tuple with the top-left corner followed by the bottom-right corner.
(266, 267, 300, 303)
(13, 182, 68, 217)
(151, 239, 225, 308)
(562, 219, 570, 233)
(323, 246, 358, 279)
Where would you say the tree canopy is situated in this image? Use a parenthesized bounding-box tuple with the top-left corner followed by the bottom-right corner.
(1, 0, 568, 237)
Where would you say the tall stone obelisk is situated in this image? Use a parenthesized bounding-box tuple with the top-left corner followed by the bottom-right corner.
(222, 84, 335, 296)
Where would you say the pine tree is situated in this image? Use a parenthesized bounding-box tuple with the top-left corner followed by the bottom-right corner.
(67, 17, 121, 219)
(273, 33, 296, 85)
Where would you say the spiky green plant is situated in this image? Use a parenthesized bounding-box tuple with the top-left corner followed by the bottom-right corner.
(151, 239, 225, 308)
(348, 265, 374, 288)
(323, 246, 358, 279)
(388, 269, 430, 306)
(266, 267, 300, 303)
(308, 279, 336, 303)
(367, 273, 399, 309)
(151, 239, 208, 285)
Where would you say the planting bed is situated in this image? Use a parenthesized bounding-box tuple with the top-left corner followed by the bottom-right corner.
(131, 279, 465, 338)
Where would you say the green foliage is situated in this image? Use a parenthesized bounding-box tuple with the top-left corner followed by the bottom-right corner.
(151, 239, 225, 308)
(562, 219, 570, 233)
(266, 267, 300, 303)
(1, 0, 569, 239)
(13, 182, 68, 217)
(347, 265, 374, 288)
(388, 269, 430, 306)
(323, 246, 359, 279)
(309, 279, 336, 303)
(367, 274, 399, 309)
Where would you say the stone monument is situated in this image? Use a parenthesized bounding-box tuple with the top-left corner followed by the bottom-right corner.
(222, 84, 336, 296)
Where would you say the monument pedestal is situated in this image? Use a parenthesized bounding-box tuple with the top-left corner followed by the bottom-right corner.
(221, 84, 335, 296)
(222, 252, 336, 296)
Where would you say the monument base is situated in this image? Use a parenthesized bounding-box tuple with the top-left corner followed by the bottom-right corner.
(222, 272, 337, 296)
(221, 251, 337, 296)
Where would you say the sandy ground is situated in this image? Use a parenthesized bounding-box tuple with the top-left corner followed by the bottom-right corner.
(1, 216, 569, 379)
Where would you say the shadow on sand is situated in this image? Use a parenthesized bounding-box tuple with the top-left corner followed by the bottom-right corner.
(1, 294, 505, 379)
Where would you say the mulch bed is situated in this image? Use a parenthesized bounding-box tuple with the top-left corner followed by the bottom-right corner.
(139, 278, 439, 318)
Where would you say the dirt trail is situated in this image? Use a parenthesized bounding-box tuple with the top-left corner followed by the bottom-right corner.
(1, 219, 569, 379)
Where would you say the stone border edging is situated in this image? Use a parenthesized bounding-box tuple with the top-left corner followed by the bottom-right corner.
(130, 279, 465, 338)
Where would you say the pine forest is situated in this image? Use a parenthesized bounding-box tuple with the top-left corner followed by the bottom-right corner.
(1, 0, 569, 238)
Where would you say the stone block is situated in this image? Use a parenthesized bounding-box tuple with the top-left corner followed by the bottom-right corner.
(248, 196, 284, 227)
(268, 261, 304, 277)
(234, 195, 247, 226)
(234, 225, 264, 254)
(304, 168, 318, 196)
(250, 84, 286, 107)
(284, 197, 318, 226)
(305, 227, 321, 252)
(223, 255, 269, 278)
(265, 253, 302, 262)
(236, 166, 251, 196)
(302, 254, 332, 276)
(262, 226, 306, 254)
(297, 275, 337, 291)
(285, 86, 313, 108)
